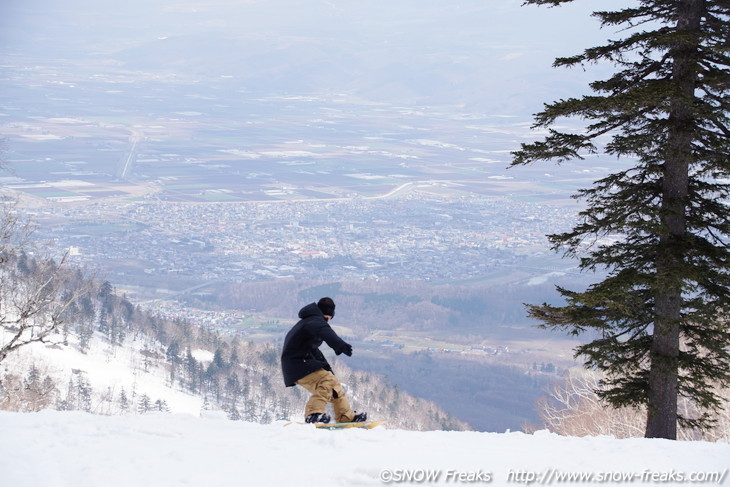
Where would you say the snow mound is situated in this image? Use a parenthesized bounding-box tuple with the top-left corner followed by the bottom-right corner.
(1, 411, 727, 487)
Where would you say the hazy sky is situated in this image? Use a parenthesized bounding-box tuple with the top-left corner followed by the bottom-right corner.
(1, 0, 627, 111)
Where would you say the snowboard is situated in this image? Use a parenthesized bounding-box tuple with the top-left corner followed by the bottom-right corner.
(285, 420, 385, 430)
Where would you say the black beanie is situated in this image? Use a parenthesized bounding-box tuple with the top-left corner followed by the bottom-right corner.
(317, 297, 335, 318)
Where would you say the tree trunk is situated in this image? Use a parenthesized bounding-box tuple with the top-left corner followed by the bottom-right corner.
(645, 0, 704, 440)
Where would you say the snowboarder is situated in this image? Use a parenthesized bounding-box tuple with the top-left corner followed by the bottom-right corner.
(281, 297, 367, 424)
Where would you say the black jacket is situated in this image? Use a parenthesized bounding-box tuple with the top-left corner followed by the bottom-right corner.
(281, 303, 351, 387)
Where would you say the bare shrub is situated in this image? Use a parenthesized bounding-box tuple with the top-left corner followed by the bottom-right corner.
(0, 365, 58, 412)
(535, 370, 730, 442)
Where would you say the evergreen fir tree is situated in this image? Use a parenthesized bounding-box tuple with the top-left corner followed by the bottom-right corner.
(110, 314, 125, 346)
(228, 403, 242, 421)
(77, 321, 94, 353)
(142, 350, 152, 373)
(75, 374, 93, 412)
(119, 387, 129, 413)
(58, 377, 76, 411)
(208, 377, 221, 402)
(229, 347, 240, 369)
(98, 280, 114, 313)
(185, 348, 199, 393)
(225, 373, 240, 405)
(24, 364, 40, 391)
(98, 310, 110, 337)
(260, 410, 272, 424)
(154, 399, 169, 413)
(512, 0, 730, 439)
(213, 348, 226, 370)
(166, 341, 181, 365)
(137, 393, 151, 414)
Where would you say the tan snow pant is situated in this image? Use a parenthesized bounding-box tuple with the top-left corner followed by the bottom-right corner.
(296, 368, 355, 423)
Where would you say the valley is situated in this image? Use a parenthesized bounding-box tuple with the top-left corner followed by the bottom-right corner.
(0, 0, 625, 432)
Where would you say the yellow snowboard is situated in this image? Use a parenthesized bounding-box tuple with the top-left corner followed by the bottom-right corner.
(285, 420, 385, 430)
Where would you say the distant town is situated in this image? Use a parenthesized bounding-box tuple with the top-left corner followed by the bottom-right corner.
(27, 189, 579, 296)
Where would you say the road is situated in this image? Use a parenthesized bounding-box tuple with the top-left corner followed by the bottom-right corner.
(118, 131, 143, 179)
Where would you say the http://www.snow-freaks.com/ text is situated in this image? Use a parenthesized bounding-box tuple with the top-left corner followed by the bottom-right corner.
(378, 468, 728, 484)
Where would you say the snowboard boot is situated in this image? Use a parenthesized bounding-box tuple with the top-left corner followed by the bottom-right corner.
(305, 412, 331, 424)
(352, 411, 367, 422)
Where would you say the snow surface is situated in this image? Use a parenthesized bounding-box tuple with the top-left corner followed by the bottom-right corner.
(1, 410, 728, 487)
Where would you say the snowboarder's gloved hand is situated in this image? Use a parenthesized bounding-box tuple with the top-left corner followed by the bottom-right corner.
(334, 341, 352, 356)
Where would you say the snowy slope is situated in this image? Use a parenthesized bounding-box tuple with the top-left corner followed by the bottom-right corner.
(1, 410, 728, 487)
(3, 325, 470, 430)
(3, 331, 203, 415)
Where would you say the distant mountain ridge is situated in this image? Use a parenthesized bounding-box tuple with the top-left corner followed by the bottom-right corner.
(2, 0, 612, 113)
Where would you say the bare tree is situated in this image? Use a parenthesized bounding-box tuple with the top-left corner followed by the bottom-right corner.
(0, 198, 94, 364)
(537, 370, 730, 442)
(536, 371, 646, 439)
(0, 197, 34, 258)
(0, 363, 58, 412)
